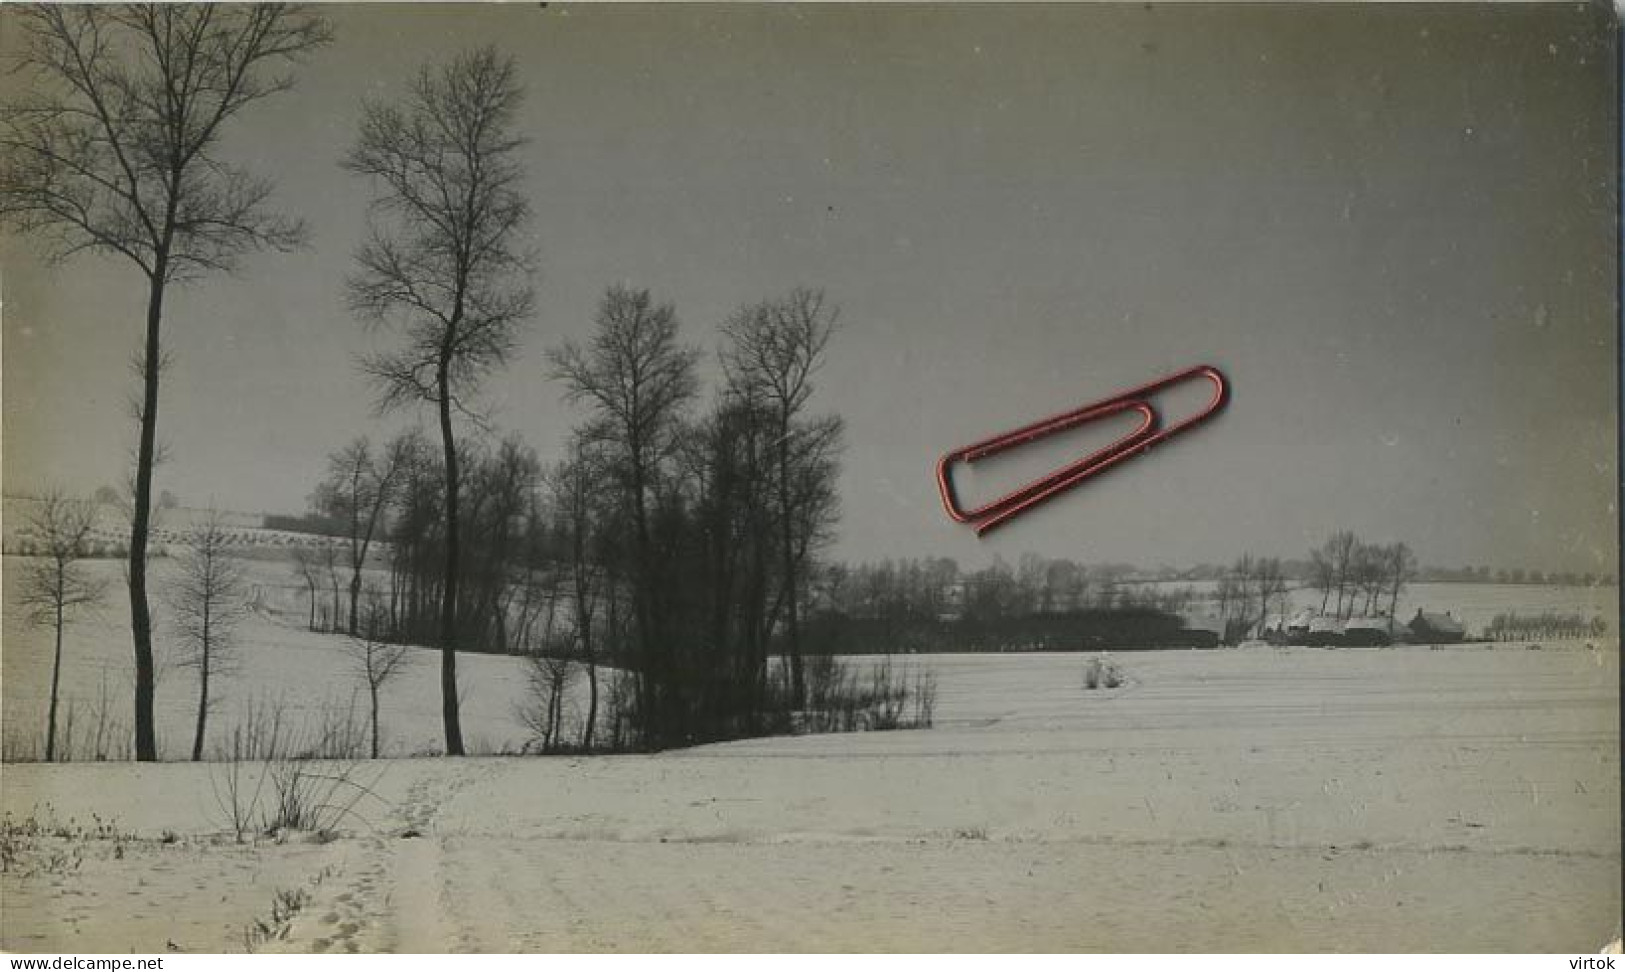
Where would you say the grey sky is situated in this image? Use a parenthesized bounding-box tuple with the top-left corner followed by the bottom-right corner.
(3, 3, 1617, 574)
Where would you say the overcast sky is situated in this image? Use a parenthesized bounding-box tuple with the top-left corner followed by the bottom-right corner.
(3, 3, 1618, 574)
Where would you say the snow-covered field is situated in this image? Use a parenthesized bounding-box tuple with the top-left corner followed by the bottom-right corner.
(3, 633, 1619, 951)
(5, 551, 1617, 762)
(3, 557, 541, 762)
(1, 498, 340, 560)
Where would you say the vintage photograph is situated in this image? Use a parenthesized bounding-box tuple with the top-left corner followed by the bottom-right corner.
(1, 2, 1619, 953)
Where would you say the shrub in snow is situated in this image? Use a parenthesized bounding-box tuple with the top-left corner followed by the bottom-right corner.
(1084, 654, 1124, 690)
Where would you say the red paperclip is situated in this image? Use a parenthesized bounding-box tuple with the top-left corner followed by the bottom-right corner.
(936, 365, 1228, 536)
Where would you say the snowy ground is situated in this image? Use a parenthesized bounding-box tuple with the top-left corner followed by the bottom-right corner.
(2, 557, 545, 762)
(4, 551, 1616, 761)
(3, 641, 1618, 952)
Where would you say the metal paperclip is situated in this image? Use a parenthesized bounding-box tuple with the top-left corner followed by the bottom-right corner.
(936, 365, 1229, 536)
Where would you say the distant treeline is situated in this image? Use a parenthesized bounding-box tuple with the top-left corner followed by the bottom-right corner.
(805, 608, 1216, 655)
(816, 555, 1198, 622)
(262, 513, 346, 537)
(1484, 612, 1607, 642)
(803, 557, 1212, 654)
(1415, 566, 1616, 587)
(5, 538, 129, 560)
(1141, 560, 1611, 589)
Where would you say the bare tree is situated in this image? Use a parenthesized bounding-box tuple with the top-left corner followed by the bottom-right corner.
(1, 6, 331, 761)
(1323, 530, 1358, 619)
(1308, 548, 1335, 614)
(784, 412, 845, 618)
(720, 289, 841, 706)
(384, 430, 443, 642)
(346, 591, 410, 759)
(1383, 542, 1417, 620)
(311, 436, 406, 634)
(550, 286, 700, 747)
(319, 541, 343, 632)
(17, 492, 107, 762)
(344, 46, 535, 756)
(1222, 553, 1257, 641)
(550, 438, 606, 749)
(520, 648, 576, 755)
(167, 511, 250, 762)
(291, 545, 320, 631)
(1255, 557, 1289, 635)
(461, 434, 541, 654)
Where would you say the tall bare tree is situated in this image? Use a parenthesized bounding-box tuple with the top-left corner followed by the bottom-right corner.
(344, 46, 535, 755)
(1, 6, 330, 761)
(720, 288, 841, 706)
(18, 492, 107, 762)
(550, 286, 699, 747)
(311, 436, 407, 634)
(167, 511, 250, 762)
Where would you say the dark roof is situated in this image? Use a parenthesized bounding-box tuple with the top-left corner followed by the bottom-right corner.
(1411, 610, 1465, 635)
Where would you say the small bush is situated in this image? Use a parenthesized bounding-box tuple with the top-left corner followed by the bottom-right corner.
(1, 806, 129, 877)
(208, 706, 387, 842)
(516, 649, 579, 754)
(243, 885, 311, 950)
(1084, 654, 1124, 690)
(795, 655, 936, 735)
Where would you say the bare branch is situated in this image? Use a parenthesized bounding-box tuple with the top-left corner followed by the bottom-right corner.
(344, 45, 534, 422)
(1, 5, 330, 280)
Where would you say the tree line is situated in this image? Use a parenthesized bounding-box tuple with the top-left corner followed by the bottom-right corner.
(1304, 532, 1417, 622)
(821, 554, 1198, 624)
(1484, 612, 1608, 642)
(1, 10, 868, 758)
(2, 5, 334, 762)
(292, 281, 847, 752)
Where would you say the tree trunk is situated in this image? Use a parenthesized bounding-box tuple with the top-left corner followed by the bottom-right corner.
(348, 570, 363, 637)
(369, 682, 380, 760)
(129, 270, 166, 762)
(628, 453, 658, 748)
(390, 568, 401, 637)
(779, 425, 805, 708)
(192, 635, 210, 762)
(579, 578, 599, 751)
(584, 655, 599, 750)
(46, 598, 64, 762)
(436, 367, 465, 756)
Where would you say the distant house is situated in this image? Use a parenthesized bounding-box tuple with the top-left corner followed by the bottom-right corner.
(1305, 615, 1345, 647)
(1409, 609, 1466, 644)
(1283, 609, 1317, 641)
(1178, 611, 1225, 648)
(1342, 617, 1393, 647)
